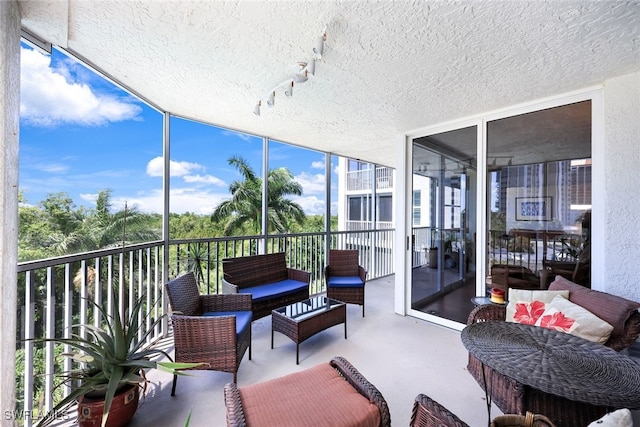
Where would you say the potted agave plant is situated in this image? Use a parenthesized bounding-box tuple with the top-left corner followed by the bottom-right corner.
(36, 293, 198, 427)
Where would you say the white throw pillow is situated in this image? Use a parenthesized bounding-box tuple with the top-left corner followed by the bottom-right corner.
(534, 295, 614, 344)
(587, 408, 633, 427)
(505, 289, 569, 325)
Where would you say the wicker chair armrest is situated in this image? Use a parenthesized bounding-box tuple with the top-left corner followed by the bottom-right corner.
(287, 267, 311, 283)
(330, 356, 391, 427)
(200, 293, 252, 313)
(410, 394, 469, 427)
(222, 278, 239, 294)
(358, 265, 367, 282)
(607, 310, 640, 351)
(467, 304, 507, 324)
(223, 382, 247, 427)
(170, 314, 237, 352)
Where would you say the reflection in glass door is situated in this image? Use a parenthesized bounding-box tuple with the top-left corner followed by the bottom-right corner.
(410, 126, 477, 323)
(486, 101, 592, 297)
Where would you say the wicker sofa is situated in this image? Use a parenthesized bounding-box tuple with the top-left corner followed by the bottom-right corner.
(224, 356, 390, 427)
(466, 276, 640, 426)
(222, 252, 311, 320)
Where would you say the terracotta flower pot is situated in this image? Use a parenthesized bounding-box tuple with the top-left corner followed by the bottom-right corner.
(77, 385, 139, 427)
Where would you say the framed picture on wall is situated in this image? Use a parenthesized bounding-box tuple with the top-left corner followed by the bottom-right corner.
(515, 196, 552, 221)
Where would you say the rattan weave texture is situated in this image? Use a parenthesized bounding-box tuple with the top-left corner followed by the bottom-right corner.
(325, 249, 367, 316)
(466, 303, 640, 426)
(462, 321, 640, 409)
(409, 394, 470, 427)
(222, 253, 311, 320)
(271, 296, 346, 364)
(165, 272, 252, 393)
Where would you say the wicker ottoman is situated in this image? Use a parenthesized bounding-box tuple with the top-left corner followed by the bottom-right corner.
(223, 356, 390, 427)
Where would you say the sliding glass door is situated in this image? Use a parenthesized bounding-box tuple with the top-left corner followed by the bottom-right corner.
(486, 101, 592, 293)
(410, 126, 477, 323)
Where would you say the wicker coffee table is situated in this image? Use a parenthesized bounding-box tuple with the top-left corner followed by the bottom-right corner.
(271, 296, 347, 364)
(462, 321, 640, 424)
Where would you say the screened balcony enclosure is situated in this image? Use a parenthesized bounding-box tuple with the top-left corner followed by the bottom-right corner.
(6, 2, 640, 427)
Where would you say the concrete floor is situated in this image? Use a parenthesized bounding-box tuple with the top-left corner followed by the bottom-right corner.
(128, 275, 501, 427)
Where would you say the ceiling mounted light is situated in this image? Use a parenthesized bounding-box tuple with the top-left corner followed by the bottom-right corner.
(293, 70, 308, 83)
(285, 81, 294, 97)
(252, 24, 328, 115)
(306, 58, 316, 77)
(313, 27, 327, 60)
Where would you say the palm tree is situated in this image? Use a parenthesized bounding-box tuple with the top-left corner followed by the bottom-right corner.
(53, 190, 160, 255)
(211, 156, 306, 235)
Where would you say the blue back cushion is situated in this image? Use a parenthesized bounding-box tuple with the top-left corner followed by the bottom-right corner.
(203, 311, 252, 336)
(327, 276, 364, 288)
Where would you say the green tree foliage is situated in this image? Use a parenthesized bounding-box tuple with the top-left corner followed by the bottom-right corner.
(211, 156, 306, 235)
(18, 190, 161, 261)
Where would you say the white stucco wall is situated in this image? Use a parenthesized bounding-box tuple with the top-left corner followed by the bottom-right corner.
(0, 1, 20, 425)
(602, 71, 640, 301)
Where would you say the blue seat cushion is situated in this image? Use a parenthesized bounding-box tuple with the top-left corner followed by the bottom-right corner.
(203, 311, 252, 336)
(327, 276, 364, 288)
(242, 279, 308, 302)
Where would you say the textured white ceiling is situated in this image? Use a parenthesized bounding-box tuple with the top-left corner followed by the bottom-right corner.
(19, 0, 640, 168)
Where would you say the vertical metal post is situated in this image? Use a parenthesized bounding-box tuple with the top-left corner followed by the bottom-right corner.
(261, 137, 269, 254)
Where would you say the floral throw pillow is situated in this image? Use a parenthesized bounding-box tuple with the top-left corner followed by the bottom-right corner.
(505, 289, 570, 325)
(534, 295, 614, 344)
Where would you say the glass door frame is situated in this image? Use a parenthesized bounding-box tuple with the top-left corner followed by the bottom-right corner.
(399, 88, 602, 331)
(404, 118, 483, 331)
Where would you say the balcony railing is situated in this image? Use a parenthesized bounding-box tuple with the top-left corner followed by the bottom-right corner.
(346, 166, 394, 192)
(15, 229, 394, 426)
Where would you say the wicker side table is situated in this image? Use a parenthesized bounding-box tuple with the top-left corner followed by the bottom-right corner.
(272, 296, 347, 364)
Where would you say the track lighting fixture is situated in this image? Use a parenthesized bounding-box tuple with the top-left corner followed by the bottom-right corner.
(313, 27, 327, 60)
(285, 81, 294, 97)
(253, 25, 327, 116)
(293, 63, 309, 83)
(306, 58, 316, 77)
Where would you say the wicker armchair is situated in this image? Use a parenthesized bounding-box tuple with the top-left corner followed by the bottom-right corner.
(410, 394, 469, 427)
(466, 281, 640, 426)
(325, 249, 367, 316)
(165, 272, 252, 395)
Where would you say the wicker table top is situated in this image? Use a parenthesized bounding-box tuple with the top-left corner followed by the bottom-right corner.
(461, 321, 640, 409)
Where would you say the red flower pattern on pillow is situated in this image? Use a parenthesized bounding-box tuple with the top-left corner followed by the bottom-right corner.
(539, 311, 576, 332)
(513, 301, 546, 325)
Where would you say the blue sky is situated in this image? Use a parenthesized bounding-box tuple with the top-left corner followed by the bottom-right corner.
(19, 44, 337, 215)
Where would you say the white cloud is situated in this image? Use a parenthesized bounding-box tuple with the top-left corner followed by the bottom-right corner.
(292, 195, 326, 215)
(311, 161, 325, 169)
(183, 174, 226, 186)
(295, 171, 326, 195)
(79, 193, 98, 203)
(20, 47, 141, 127)
(115, 188, 228, 215)
(146, 156, 204, 177)
(36, 162, 69, 173)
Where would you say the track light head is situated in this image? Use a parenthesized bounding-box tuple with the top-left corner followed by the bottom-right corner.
(313, 32, 326, 60)
(285, 81, 294, 97)
(293, 70, 308, 83)
(267, 91, 275, 107)
(254, 101, 261, 116)
(306, 58, 316, 77)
